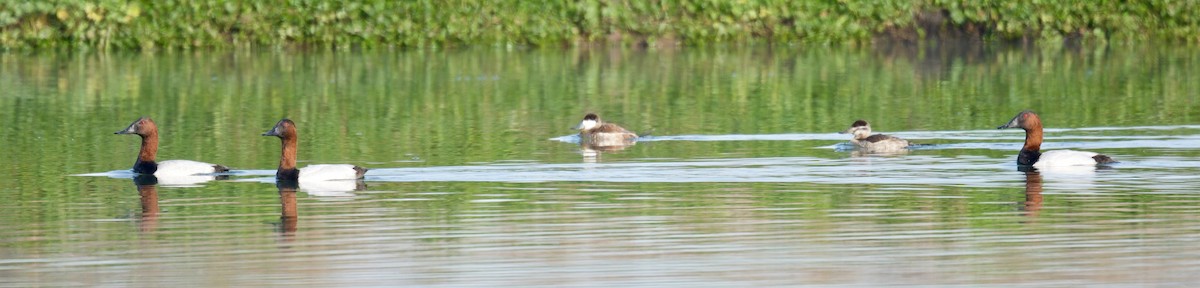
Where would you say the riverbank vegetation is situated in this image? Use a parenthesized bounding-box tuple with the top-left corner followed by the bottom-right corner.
(2, 0, 1198, 50)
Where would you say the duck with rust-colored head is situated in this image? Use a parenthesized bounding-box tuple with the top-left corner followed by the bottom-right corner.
(116, 117, 229, 176)
(839, 120, 911, 152)
(262, 119, 367, 182)
(574, 113, 638, 147)
(997, 110, 1116, 168)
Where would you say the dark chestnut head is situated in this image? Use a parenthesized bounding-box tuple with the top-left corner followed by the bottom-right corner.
(998, 110, 1041, 130)
(115, 117, 158, 136)
(263, 119, 298, 138)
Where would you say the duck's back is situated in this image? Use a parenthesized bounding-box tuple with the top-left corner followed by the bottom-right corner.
(585, 123, 637, 143)
(857, 134, 909, 151)
(1033, 150, 1101, 167)
(154, 160, 226, 176)
(583, 121, 633, 139)
(592, 123, 633, 134)
(299, 164, 366, 181)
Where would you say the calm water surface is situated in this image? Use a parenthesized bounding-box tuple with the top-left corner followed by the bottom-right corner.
(2, 44, 1200, 286)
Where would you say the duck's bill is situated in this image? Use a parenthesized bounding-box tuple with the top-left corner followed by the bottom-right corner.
(262, 125, 282, 136)
(114, 123, 138, 134)
(997, 114, 1021, 129)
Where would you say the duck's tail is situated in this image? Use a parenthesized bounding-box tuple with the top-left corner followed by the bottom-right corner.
(1093, 154, 1118, 164)
(636, 128, 654, 138)
(211, 165, 232, 180)
(353, 166, 369, 179)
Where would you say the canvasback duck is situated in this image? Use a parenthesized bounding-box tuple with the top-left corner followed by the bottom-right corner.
(116, 117, 229, 176)
(997, 110, 1116, 167)
(574, 113, 638, 147)
(839, 120, 911, 151)
(262, 119, 367, 182)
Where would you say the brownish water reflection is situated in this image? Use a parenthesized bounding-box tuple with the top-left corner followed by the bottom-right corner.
(1022, 170, 1044, 219)
(134, 175, 160, 233)
(278, 180, 299, 243)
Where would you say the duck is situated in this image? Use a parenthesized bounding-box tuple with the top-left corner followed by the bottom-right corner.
(997, 110, 1116, 167)
(574, 113, 638, 147)
(262, 119, 367, 182)
(839, 120, 911, 152)
(116, 117, 229, 176)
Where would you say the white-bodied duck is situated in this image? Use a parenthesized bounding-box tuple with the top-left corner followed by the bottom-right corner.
(839, 119, 911, 152)
(997, 110, 1116, 167)
(262, 119, 367, 182)
(116, 117, 229, 176)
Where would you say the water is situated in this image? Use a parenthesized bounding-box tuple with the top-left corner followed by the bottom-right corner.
(3, 44, 1200, 286)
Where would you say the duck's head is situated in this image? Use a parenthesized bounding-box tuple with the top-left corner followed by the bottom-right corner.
(839, 120, 872, 139)
(115, 117, 158, 136)
(263, 118, 298, 139)
(998, 110, 1041, 130)
(574, 113, 601, 131)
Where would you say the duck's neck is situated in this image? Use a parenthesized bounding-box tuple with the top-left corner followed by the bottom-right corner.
(277, 136, 299, 180)
(1018, 127, 1043, 166)
(1022, 127, 1043, 152)
(134, 132, 159, 174)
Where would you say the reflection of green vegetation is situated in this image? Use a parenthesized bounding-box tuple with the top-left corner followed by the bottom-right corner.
(2, 1, 1198, 49)
(0, 46, 1198, 252)
(0, 175, 1176, 251)
(0, 45, 1197, 177)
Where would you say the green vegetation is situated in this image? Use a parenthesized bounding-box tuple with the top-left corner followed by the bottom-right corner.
(2, 0, 1198, 49)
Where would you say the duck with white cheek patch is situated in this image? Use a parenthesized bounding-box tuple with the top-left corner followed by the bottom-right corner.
(574, 113, 638, 148)
(839, 119, 911, 152)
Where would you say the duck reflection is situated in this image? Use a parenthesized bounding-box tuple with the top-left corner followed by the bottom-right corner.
(580, 143, 634, 163)
(155, 174, 228, 187)
(847, 149, 910, 158)
(298, 179, 366, 197)
(1020, 168, 1044, 219)
(132, 175, 160, 233)
(277, 180, 299, 243)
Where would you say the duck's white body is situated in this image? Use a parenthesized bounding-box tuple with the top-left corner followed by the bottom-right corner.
(153, 160, 225, 176)
(1032, 150, 1104, 168)
(299, 164, 364, 181)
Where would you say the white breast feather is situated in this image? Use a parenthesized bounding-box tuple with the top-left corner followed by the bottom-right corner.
(1033, 150, 1100, 167)
(154, 160, 219, 176)
(299, 164, 360, 181)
